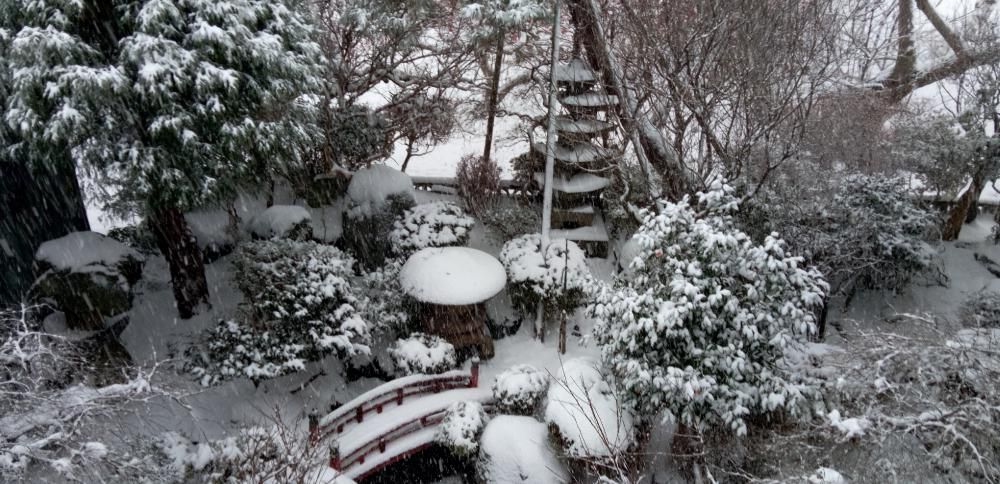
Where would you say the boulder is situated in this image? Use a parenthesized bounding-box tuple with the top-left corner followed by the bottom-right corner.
(33, 232, 144, 330)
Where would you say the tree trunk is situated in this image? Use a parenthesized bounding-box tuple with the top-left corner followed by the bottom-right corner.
(1, 160, 90, 306)
(671, 423, 706, 482)
(569, 0, 689, 200)
(943, 174, 983, 241)
(483, 32, 506, 161)
(150, 206, 209, 319)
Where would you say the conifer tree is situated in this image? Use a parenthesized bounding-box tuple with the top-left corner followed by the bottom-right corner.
(2, 0, 324, 317)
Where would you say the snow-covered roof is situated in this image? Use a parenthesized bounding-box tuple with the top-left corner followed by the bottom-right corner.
(35, 231, 140, 272)
(531, 141, 615, 164)
(552, 58, 597, 84)
(533, 172, 610, 193)
(555, 116, 615, 135)
(560, 92, 619, 108)
(399, 247, 507, 305)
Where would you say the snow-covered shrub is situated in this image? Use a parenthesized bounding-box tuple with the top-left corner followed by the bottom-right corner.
(745, 173, 937, 303)
(355, 257, 409, 334)
(479, 202, 541, 242)
(492, 364, 549, 415)
(500, 233, 591, 317)
(434, 401, 489, 460)
(961, 290, 1000, 328)
(544, 358, 634, 459)
(343, 165, 416, 267)
(33, 232, 144, 330)
(248, 205, 313, 241)
(476, 415, 569, 484)
(590, 183, 828, 436)
(188, 240, 369, 385)
(390, 201, 475, 255)
(456, 154, 501, 215)
(389, 333, 457, 376)
(160, 418, 355, 484)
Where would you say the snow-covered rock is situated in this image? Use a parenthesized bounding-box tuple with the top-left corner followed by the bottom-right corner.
(248, 205, 313, 240)
(476, 416, 568, 484)
(33, 232, 144, 329)
(36, 231, 141, 276)
(389, 333, 457, 376)
(390, 201, 475, 255)
(493, 364, 549, 415)
(434, 400, 489, 459)
(343, 165, 416, 267)
(544, 358, 634, 459)
(400, 247, 506, 305)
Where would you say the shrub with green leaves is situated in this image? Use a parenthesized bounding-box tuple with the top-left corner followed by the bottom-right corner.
(187, 240, 369, 385)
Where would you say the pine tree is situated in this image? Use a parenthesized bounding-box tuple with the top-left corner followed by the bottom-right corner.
(461, 0, 547, 160)
(3, 0, 325, 317)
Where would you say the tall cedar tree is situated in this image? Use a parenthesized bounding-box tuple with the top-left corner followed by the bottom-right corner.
(2, 0, 324, 317)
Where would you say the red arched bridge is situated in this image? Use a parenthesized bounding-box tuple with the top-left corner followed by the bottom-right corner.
(309, 362, 493, 481)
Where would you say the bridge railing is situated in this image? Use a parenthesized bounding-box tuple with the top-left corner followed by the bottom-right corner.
(309, 361, 480, 444)
(331, 399, 497, 479)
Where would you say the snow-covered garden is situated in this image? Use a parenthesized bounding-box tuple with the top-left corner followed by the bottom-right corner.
(4, 0, 1000, 483)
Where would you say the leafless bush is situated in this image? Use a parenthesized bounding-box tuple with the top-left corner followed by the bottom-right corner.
(1, 303, 173, 481)
(456, 154, 502, 215)
(710, 314, 1000, 483)
(161, 409, 335, 483)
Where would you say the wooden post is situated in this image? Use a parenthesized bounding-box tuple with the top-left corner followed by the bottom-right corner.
(536, 0, 562, 341)
(356, 406, 364, 424)
(469, 358, 480, 388)
(308, 413, 319, 445)
(328, 441, 341, 470)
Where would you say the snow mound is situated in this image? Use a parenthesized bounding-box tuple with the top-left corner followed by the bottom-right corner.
(184, 209, 234, 253)
(544, 358, 634, 458)
(248, 205, 312, 240)
(477, 416, 568, 484)
(347, 164, 415, 218)
(400, 247, 506, 305)
(389, 333, 457, 375)
(35, 231, 140, 273)
(808, 467, 846, 484)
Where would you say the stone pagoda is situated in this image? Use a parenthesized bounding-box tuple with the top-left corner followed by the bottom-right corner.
(532, 58, 618, 257)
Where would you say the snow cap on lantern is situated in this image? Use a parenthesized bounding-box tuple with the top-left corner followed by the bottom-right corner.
(400, 247, 507, 305)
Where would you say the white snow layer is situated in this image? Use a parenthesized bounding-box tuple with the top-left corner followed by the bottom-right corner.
(248, 205, 311, 239)
(185, 209, 233, 251)
(347, 164, 415, 217)
(533, 172, 610, 194)
(399, 247, 507, 305)
(544, 358, 634, 458)
(35, 231, 139, 271)
(478, 415, 568, 484)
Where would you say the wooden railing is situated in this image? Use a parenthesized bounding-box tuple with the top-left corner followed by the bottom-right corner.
(410, 176, 536, 196)
(307, 362, 486, 480)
